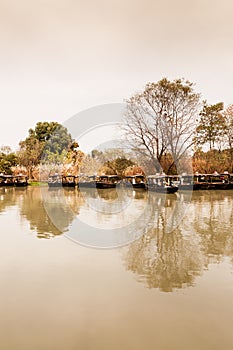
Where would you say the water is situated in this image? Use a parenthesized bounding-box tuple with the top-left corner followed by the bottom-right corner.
(0, 186, 233, 350)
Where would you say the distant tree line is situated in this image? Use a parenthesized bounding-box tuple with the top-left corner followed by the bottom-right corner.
(1, 77, 233, 178)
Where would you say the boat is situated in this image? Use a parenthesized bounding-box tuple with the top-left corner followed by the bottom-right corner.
(77, 175, 97, 188)
(62, 175, 76, 187)
(96, 175, 121, 189)
(230, 174, 233, 189)
(192, 173, 232, 190)
(47, 174, 63, 187)
(0, 174, 14, 186)
(123, 174, 147, 189)
(192, 174, 210, 190)
(179, 175, 200, 190)
(14, 175, 28, 187)
(147, 175, 178, 193)
(205, 173, 231, 190)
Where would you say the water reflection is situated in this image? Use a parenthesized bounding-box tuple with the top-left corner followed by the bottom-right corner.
(0, 187, 20, 213)
(190, 190, 233, 263)
(20, 187, 64, 238)
(1, 186, 233, 291)
(124, 190, 233, 292)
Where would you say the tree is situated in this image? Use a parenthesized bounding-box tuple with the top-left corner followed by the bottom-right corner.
(18, 122, 73, 179)
(0, 145, 12, 155)
(0, 149, 18, 174)
(124, 78, 201, 173)
(98, 157, 135, 176)
(195, 102, 225, 150)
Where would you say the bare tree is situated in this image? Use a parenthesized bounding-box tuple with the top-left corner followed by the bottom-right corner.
(123, 78, 201, 173)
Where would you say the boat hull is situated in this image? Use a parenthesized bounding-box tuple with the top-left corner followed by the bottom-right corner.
(78, 182, 96, 188)
(148, 185, 178, 193)
(62, 182, 76, 187)
(96, 182, 116, 189)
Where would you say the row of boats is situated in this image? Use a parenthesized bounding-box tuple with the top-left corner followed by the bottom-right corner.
(0, 174, 29, 187)
(1, 173, 233, 193)
(47, 172, 233, 193)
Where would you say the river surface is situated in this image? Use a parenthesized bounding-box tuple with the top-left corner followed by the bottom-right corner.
(0, 186, 233, 350)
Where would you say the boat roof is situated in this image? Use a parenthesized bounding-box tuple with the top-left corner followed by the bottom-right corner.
(0, 174, 14, 178)
(99, 174, 119, 178)
(147, 174, 178, 178)
(125, 174, 144, 178)
(14, 174, 28, 178)
(49, 174, 62, 178)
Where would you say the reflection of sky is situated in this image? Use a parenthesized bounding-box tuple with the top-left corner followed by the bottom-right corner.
(78, 190, 148, 229)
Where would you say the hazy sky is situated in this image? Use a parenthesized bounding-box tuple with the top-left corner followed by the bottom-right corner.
(1, 0, 233, 151)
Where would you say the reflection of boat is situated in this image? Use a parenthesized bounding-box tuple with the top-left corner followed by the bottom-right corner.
(48, 174, 62, 187)
(123, 175, 147, 189)
(0, 174, 14, 186)
(62, 175, 76, 187)
(14, 175, 28, 187)
(78, 175, 97, 188)
(147, 175, 178, 193)
(96, 175, 121, 189)
(97, 188, 118, 200)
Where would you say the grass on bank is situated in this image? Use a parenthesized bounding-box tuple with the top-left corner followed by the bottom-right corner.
(28, 181, 48, 186)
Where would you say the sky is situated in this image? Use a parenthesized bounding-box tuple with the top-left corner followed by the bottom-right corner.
(1, 0, 233, 152)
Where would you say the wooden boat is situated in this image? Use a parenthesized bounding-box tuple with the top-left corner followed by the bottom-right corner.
(123, 175, 147, 189)
(78, 175, 97, 188)
(205, 173, 231, 190)
(147, 175, 178, 193)
(48, 174, 63, 187)
(96, 175, 121, 189)
(62, 175, 76, 187)
(179, 175, 200, 190)
(192, 174, 210, 190)
(14, 175, 28, 187)
(0, 174, 14, 186)
(192, 173, 232, 190)
(230, 174, 233, 189)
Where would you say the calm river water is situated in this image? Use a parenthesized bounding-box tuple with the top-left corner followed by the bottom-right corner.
(0, 186, 233, 350)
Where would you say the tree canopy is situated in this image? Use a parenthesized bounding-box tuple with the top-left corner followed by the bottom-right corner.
(124, 78, 201, 173)
(195, 102, 225, 150)
(18, 121, 73, 179)
(0, 148, 18, 174)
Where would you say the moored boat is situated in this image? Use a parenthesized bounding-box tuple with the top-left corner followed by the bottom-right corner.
(179, 175, 199, 190)
(147, 175, 178, 193)
(14, 175, 28, 187)
(205, 173, 231, 190)
(191, 173, 232, 190)
(96, 175, 121, 189)
(78, 175, 97, 188)
(0, 174, 14, 187)
(48, 174, 63, 187)
(62, 175, 76, 187)
(123, 174, 147, 189)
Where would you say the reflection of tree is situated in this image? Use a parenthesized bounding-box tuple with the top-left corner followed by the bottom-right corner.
(0, 188, 17, 213)
(124, 217, 202, 292)
(124, 190, 233, 292)
(124, 192, 195, 292)
(190, 190, 233, 264)
(19, 187, 84, 239)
